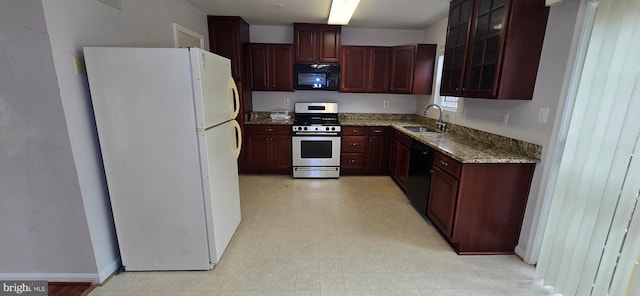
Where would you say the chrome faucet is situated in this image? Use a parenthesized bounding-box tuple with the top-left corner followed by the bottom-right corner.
(424, 104, 446, 132)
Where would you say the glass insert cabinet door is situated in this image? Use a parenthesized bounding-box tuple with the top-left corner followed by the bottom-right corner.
(441, 0, 507, 97)
(441, 0, 473, 96)
(439, 0, 548, 100)
(466, 0, 506, 93)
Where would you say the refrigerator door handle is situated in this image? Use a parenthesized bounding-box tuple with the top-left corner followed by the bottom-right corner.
(229, 78, 240, 119)
(232, 119, 242, 159)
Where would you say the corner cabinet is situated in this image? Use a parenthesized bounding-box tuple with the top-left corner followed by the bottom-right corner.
(427, 151, 535, 254)
(243, 125, 291, 174)
(389, 44, 437, 94)
(294, 23, 341, 63)
(440, 0, 549, 100)
(248, 43, 294, 91)
(340, 46, 391, 93)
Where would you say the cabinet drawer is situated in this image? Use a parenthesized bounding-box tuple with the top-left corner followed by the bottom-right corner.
(245, 124, 290, 135)
(434, 152, 461, 177)
(342, 126, 367, 136)
(342, 136, 367, 153)
(341, 153, 365, 169)
(392, 129, 411, 147)
(368, 126, 387, 136)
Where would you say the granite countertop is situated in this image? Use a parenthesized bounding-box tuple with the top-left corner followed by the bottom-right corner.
(244, 117, 293, 125)
(341, 119, 538, 164)
(245, 113, 539, 164)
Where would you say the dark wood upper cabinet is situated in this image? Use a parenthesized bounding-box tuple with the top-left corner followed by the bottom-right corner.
(294, 23, 341, 63)
(248, 43, 294, 91)
(340, 46, 368, 92)
(368, 47, 392, 93)
(207, 16, 249, 81)
(248, 44, 270, 90)
(389, 46, 416, 93)
(389, 44, 437, 94)
(441, 0, 549, 100)
(340, 46, 391, 93)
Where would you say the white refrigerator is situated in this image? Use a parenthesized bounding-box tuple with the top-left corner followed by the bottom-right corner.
(84, 47, 242, 271)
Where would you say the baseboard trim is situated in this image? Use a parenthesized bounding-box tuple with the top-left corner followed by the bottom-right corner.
(97, 259, 121, 284)
(0, 273, 97, 283)
(514, 245, 530, 263)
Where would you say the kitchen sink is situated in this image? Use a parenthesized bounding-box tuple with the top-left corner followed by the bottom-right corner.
(403, 126, 438, 133)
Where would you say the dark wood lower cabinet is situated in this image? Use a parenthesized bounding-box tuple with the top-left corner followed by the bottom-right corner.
(341, 126, 388, 175)
(428, 151, 535, 254)
(428, 165, 459, 237)
(242, 125, 291, 174)
(388, 129, 411, 190)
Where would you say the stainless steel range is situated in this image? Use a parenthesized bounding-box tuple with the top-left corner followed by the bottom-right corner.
(292, 103, 341, 178)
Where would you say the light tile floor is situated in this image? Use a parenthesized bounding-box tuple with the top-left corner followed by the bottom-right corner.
(90, 175, 546, 296)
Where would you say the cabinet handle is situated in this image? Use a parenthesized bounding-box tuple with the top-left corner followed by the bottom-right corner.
(351, 143, 359, 146)
(373, 130, 382, 133)
(266, 128, 274, 132)
(352, 130, 359, 133)
(440, 160, 448, 166)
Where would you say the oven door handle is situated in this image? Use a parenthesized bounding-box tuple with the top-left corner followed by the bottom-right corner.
(293, 132, 340, 136)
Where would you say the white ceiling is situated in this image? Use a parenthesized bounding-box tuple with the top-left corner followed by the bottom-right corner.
(187, 0, 450, 30)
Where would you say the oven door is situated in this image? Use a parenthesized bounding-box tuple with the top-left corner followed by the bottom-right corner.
(292, 134, 341, 167)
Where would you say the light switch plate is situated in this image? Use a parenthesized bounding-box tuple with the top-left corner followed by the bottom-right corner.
(538, 107, 550, 123)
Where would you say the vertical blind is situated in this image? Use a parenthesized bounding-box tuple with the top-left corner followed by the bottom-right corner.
(536, 0, 640, 295)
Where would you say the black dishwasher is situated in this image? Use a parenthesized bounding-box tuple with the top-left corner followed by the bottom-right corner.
(406, 140, 434, 217)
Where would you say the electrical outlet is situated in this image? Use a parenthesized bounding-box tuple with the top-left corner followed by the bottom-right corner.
(538, 107, 549, 123)
(284, 98, 289, 106)
(383, 100, 389, 108)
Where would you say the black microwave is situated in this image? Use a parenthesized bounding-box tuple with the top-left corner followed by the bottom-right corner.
(293, 63, 340, 91)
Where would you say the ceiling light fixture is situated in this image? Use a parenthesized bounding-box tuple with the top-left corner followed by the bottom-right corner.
(328, 0, 361, 25)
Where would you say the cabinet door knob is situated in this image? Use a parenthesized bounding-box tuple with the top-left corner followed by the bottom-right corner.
(440, 160, 448, 166)
(350, 159, 356, 163)
(266, 128, 274, 132)
(351, 143, 359, 146)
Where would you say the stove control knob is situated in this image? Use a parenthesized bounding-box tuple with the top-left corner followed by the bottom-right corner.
(331, 127, 336, 131)
(325, 127, 330, 131)
(303, 127, 308, 130)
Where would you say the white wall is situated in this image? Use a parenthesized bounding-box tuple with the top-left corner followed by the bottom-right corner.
(419, 1, 583, 262)
(0, 0, 97, 279)
(0, 0, 208, 283)
(250, 25, 426, 113)
(41, 0, 208, 282)
(417, 17, 448, 115)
